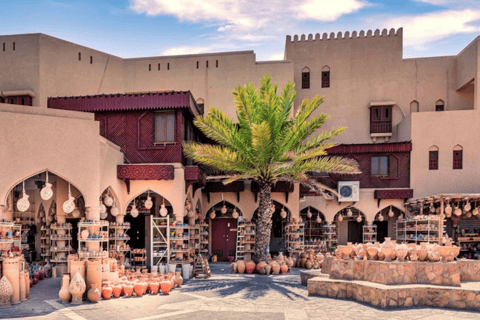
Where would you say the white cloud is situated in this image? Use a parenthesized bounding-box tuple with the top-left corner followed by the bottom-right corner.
(162, 46, 213, 56)
(386, 9, 480, 49)
(412, 0, 480, 8)
(130, 0, 368, 43)
(267, 53, 285, 61)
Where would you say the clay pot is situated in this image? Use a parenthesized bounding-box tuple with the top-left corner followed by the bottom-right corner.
(102, 286, 112, 300)
(123, 284, 133, 297)
(33, 273, 39, 286)
(81, 230, 89, 240)
(265, 264, 271, 275)
(3, 257, 20, 304)
(69, 272, 86, 304)
(149, 282, 159, 295)
(280, 263, 289, 274)
(417, 248, 428, 261)
(428, 250, 440, 262)
(271, 262, 280, 275)
(377, 248, 385, 261)
(19, 271, 26, 302)
(305, 260, 313, 270)
(87, 284, 101, 303)
(112, 284, 122, 298)
(86, 260, 102, 294)
(160, 280, 171, 295)
(256, 261, 267, 273)
(58, 274, 71, 303)
(313, 261, 320, 269)
(409, 251, 418, 261)
(301, 258, 307, 268)
(396, 244, 408, 262)
(0, 276, 13, 308)
(230, 262, 237, 273)
(286, 258, 294, 270)
(245, 261, 256, 274)
(237, 261, 246, 274)
(39, 269, 45, 281)
(133, 283, 143, 297)
(175, 272, 183, 287)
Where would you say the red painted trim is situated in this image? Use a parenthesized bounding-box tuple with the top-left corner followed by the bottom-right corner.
(117, 165, 174, 180)
(327, 142, 412, 155)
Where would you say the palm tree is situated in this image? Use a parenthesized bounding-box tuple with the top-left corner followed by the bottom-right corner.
(183, 75, 360, 261)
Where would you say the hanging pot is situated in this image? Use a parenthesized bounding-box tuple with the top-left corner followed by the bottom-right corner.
(40, 183, 54, 201)
(104, 195, 114, 207)
(221, 205, 227, 214)
(388, 207, 394, 218)
(159, 204, 168, 217)
(232, 209, 239, 219)
(378, 214, 384, 222)
(356, 216, 362, 223)
(144, 196, 153, 210)
(210, 211, 216, 219)
(17, 193, 30, 212)
(71, 208, 81, 218)
(307, 210, 312, 219)
(110, 204, 119, 217)
(280, 208, 287, 219)
(347, 209, 353, 217)
(316, 215, 322, 223)
(63, 195, 75, 214)
(337, 215, 343, 222)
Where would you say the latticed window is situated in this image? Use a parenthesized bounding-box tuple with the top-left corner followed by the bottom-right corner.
(429, 150, 438, 170)
(302, 72, 310, 89)
(322, 71, 330, 88)
(453, 149, 463, 169)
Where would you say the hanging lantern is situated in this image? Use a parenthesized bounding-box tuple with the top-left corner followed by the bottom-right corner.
(445, 203, 452, 215)
(130, 201, 139, 218)
(159, 197, 168, 217)
(429, 203, 435, 213)
(188, 209, 195, 218)
(270, 203, 275, 212)
(347, 208, 353, 217)
(378, 214, 384, 222)
(316, 215, 322, 224)
(144, 194, 153, 210)
(40, 171, 53, 201)
(71, 208, 81, 218)
(337, 215, 343, 222)
(111, 203, 119, 217)
(307, 209, 312, 219)
(388, 207, 394, 218)
(17, 181, 30, 212)
(466, 212, 472, 219)
(454, 206, 462, 216)
(356, 216, 362, 223)
(464, 202, 472, 213)
(210, 211, 216, 219)
(186, 201, 192, 211)
(104, 194, 114, 207)
(473, 207, 479, 216)
(280, 207, 287, 219)
(221, 204, 227, 214)
(232, 208, 239, 219)
(62, 183, 75, 214)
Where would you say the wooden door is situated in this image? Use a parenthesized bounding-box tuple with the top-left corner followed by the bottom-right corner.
(348, 221, 363, 244)
(212, 218, 237, 261)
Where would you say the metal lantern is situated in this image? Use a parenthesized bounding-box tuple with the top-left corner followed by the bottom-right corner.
(210, 211, 216, 219)
(62, 183, 75, 214)
(144, 195, 153, 210)
(356, 216, 362, 223)
(280, 208, 287, 219)
(110, 204, 119, 217)
(388, 207, 394, 218)
(40, 171, 53, 201)
(445, 203, 452, 215)
(454, 206, 462, 216)
(221, 204, 227, 215)
(104, 194, 114, 207)
(337, 215, 343, 222)
(347, 208, 353, 217)
(232, 208, 239, 219)
(307, 209, 312, 219)
(464, 202, 472, 212)
(316, 215, 322, 224)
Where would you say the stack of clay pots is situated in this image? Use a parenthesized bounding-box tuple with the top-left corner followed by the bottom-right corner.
(295, 250, 325, 270)
(231, 252, 303, 275)
(0, 255, 30, 308)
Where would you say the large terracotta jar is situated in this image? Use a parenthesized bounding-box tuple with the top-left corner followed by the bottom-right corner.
(265, 264, 271, 275)
(366, 247, 378, 260)
(381, 238, 396, 262)
(230, 262, 237, 273)
(245, 261, 256, 274)
(175, 272, 183, 287)
(149, 282, 159, 295)
(377, 248, 385, 261)
(428, 249, 440, 262)
(256, 261, 267, 273)
(280, 263, 288, 274)
(70, 260, 86, 280)
(3, 257, 20, 305)
(142, 281, 149, 295)
(417, 243, 429, 261)
(112, 284, 122, 298)
(24, 271, 30, 299)
(396, 244, 408, 262)
(69, 272, 86, 304)
(86, 260, 102, 293)
(19, 271, 26, 302)
(102, 286, 112, 300)
(0, 276, 13, 308)
(236, 261, 245, 274)
(133, 282, 143, 297)
(87, 284, 101, 303)
(271, 262, 280, 275)
(123, 283, 133, 297)
(39, 268, 45, 281)
(286, 258, 294, 270)
(160, 280, 171, 295)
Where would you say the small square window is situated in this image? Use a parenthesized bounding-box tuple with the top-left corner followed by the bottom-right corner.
(155, 112, 176, 143)
(371, 156, 389, 176)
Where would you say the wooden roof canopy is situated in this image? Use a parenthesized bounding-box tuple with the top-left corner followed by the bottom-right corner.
(405, 194, 480, 217)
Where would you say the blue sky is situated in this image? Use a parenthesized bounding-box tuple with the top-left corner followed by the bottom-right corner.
(1, 0, 479, 60)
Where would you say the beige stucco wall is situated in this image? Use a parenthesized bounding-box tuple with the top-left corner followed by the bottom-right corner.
(405, 110, 480, 198)
(0, 103, 123, 209)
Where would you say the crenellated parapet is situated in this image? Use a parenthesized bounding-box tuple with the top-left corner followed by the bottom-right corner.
(286, 28, 403, 43)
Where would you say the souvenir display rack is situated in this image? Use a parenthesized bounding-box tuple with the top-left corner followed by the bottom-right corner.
(0, 221, 15, 249)
(77, 221, 109, 259)
(321, 223, 338, 250)
(109, 222, 131, 253)
(50, 223, 72, 263)
(189, 222, 209, 255)
(396, 216, 444, 244)
(151, 217, 170, 268)
(236, 222, 255, 260)
(301, 211, 329, 253)
(40, 226, 51, 258)
(132, 248, 147, 268)
(284, 221, 305, 254)
(363, 224, 377, 243)
(170, 221, 192, 264)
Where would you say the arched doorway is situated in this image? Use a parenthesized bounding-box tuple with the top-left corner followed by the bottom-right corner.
(334, 207, 366, 244)
(5, 170, 85, 263)
(374, 206, 404, 242)
(300, 206, 327, 249)
(207, 201, 242, 261)
(253, 201, 291, 256)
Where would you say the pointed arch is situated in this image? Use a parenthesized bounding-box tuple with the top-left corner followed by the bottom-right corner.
(321, 65, 330, 88)
(301, 67, 310, 89)
(123, 189, 173, 217)
(205, 200, 243, 219)
(410, 100, 419, 113)
(333, 207, 366, 222)
(435, 99, 445, 111)
(300, 206, 326, 222)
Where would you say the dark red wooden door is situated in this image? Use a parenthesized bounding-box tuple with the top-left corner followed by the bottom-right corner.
(212, 218, 237, 261)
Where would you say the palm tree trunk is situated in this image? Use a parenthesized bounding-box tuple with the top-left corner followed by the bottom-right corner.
(254, 183, 272, 262)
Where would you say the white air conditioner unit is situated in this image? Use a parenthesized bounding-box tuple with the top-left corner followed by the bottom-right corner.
(337, 181, 360, 202)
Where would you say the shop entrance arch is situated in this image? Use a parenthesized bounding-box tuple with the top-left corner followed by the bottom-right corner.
(207, 201, 242, 261)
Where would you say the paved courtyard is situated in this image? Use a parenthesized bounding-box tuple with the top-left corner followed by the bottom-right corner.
(1, 262, 480, 320)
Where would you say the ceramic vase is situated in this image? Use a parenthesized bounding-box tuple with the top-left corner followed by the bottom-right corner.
(160, 280, 171, 295)
(396, 244, 408, 262)
(417, 247, 428, 261)
(112, 284, 122, 298)
(265, 264, 271, 275)
(3, 257, 20, 305)
(230, 262, 237, 273)
(102, 286, 112, 300)
(69, 272, 86, 304)
(237, 261, 245, 274)
(0, 276, 13, 308)
(428, 250, 440, 262)
(149, 282, 159, 295)
(87, 284, 100, 303)
(256, 261, 267, 273)
(245, 261, 256, 274)
(86, 260, 102, 293)
(280, 263, 289, 274)
(271, 262, 280, 275)
(286, 258, 294, 270)
(133, 283, 143, 297)
(70, 260, 86, 280)
(175, 272, 183, 287)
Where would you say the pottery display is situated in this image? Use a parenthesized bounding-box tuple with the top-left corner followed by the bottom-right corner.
(367, 247, 378, 260)
(280, 263, 289, 274)
(70, 260, 86, 280)
(265, 264, 272, 275)
(417, 245, 428, 261)
(271, 262, 280, 275)
(86, 260, 102, 293)
(245, 261, 256, 274)
(112, 284, 122, 298)
(69, 272, 86, 304)
(87, 284, 101, 303)
(102, 286, 112, 300)
(396, 244, 408, 262)
(3, 257, 20, 305)
(0, 276, 13, 308)
(149, 282, 159, 294)
(160, 280, 171, 295)
(256, 261, 267, 273)
(123, 284, 133, 297)
(428, 249, 440, 262)
(133, 282, 143, 297)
